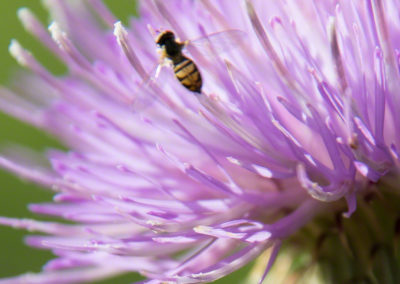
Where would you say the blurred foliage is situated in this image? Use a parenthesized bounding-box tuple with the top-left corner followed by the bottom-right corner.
(0, 0, 253, 283)
(0, 0, 61, 279)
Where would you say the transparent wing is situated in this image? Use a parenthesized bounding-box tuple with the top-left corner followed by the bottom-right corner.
(130, 62, 162, 112)
(185, 29, 248, 57)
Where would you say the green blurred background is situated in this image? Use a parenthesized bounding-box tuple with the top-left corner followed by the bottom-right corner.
(0, 1, 253, 283)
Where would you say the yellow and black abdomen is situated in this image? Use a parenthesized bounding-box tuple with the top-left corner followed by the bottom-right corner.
(173, 56, 202, 93)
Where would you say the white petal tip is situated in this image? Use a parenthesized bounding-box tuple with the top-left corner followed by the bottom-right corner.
(48, 21, 61, 36)
(113, 21, 127, 40)
(41, 0, 53, 9)
(9, 40, 29, 66)
(17, 7, 31, 20)
(48, 22, 68, 48)
(18, 8, 42, 33)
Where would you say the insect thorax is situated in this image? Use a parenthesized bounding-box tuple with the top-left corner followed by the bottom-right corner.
(164, 40, 183, 58)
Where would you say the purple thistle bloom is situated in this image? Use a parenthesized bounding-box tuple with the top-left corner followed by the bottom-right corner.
(1, 0, 400, 283)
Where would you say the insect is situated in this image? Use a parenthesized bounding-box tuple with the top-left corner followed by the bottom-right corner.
(156, 31, 203, 93)
(153, 29, 247, 94)
(156, 30, 202, 93)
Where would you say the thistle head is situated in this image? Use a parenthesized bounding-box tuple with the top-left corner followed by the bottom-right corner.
(0, 0, 399, 283)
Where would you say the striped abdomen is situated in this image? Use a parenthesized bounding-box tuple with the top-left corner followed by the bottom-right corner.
(173, 56, 202, 93)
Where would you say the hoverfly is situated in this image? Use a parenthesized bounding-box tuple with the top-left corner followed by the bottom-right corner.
(156, 31, 203, 93)
(150, 28, 247, 94)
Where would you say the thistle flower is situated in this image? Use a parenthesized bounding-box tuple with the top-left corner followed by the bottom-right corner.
(1, 0, 400, 283)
